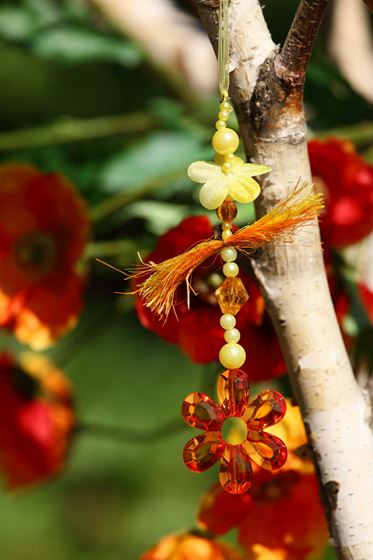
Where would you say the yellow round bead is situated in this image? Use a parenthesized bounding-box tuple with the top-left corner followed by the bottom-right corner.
(212, 128, 239, 155)
(219, 343, 246, 369)
(222, 162, 233, 174)
(221, 247, 237, 262)
(224, 328, 241, 343)
(220, 101, 232, 112)
(215, 120, 227, 130)
(220, 314, 236, 329)
(222, 229, 233, 241)
(218, 110, 229, 121)
(223, 262, 239, 277)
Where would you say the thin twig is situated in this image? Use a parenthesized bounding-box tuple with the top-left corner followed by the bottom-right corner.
(0, 112, 154, 151)
(276, 0, 329, 86)
(89, 169, 185, 223)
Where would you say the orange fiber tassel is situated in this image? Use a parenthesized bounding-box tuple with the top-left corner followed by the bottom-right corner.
(127, 186, 324, 319)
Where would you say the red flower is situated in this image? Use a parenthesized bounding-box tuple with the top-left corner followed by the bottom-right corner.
(308, 138, 373, 248)
(0, 164, 90, 349)
(182, 369, 287, 494)
(359, 283, 373, 324)
(0, 352, 75, 488)
(135, 216, 285, 381)
(198, 401, 328, 559)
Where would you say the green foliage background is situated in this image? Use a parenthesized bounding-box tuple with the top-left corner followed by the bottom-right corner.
(0, 0, 371, 558)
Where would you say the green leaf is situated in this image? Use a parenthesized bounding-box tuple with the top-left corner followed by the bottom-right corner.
(98, 131, 212, 193)
(30, 24, 142, 67)
(0, 1, 62, 41)
(0, 7, 36, 40)
(116, 200, 190, 235)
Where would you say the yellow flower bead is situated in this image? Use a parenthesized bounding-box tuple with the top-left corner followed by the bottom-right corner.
(219, 343, 246, 369)
(212, 128, 239, 155)
(224, 328, 241, 343)
(220, 314, 236, 329)
(223, 262, 239, 277)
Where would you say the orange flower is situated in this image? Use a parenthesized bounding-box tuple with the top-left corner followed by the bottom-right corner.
(266, 399, 313, 474)
(0, 351, 75, 488)
(198, 401, 328, 560)
(0, 164, 90, 348)
(141, 533, 242, 560)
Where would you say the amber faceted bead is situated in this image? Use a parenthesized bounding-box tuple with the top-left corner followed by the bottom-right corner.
(216, 198, 237, 223)
(215, 277, 249, 315)
(220, 445, 252, 494)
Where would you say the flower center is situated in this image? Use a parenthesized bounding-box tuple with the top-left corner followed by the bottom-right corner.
(221, 417, 248, 445)
(11, 366, 39, 400)
(15, 231, 58, 275)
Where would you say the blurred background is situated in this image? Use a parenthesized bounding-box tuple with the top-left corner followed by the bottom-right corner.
(0, 1, 372, 559)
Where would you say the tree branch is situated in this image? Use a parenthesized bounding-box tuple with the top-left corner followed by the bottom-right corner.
(197, 1, 373, 558)
(276, 0, 329, 86)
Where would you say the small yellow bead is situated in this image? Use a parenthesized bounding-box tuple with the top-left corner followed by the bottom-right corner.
(224, 328, 241, 343)
(219, 343, 246, 369)
(221, 247, 237, 262)
(220, 314, 236, 329)
(223, 262, 239, 277)
(212, 128, 240, 155)
(220, 101, 232, 112)
(222, 162, 232, 174)
(215, 120, 227, 130)
(221, 222, 231, 230)
(218, 110, 229, 121)
(222, 229, 233, 241)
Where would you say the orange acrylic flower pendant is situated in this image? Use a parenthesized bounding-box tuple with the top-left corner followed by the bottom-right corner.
(182, 368, 287, 494)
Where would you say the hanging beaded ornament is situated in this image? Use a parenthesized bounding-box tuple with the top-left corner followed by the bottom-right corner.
(127, 0, 323, 493)
(179, 0, 288, 494)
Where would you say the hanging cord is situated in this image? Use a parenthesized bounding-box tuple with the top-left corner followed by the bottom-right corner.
(218, 0, 230, 101)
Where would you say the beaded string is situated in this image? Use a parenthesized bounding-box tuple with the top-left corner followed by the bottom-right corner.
(218, 0, 230, 102)
(214, 0, 248, 371)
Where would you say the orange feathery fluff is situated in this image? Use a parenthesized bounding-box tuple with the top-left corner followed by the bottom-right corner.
(125, 186, 324, 318)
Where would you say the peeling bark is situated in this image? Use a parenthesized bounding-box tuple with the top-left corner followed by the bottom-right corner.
(197, 1, 373, 558)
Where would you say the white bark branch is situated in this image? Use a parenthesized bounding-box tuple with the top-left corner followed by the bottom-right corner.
(197, 1, 373, 558)
(330, 0, 373, 103)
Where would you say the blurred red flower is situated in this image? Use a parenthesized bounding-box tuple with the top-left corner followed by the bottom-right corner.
(0, 352, 75, 489)
(197, 401, 328, 560)
(0, 164, 90, 349)
(135, 215, 285, 381)
(309, 138, 373, 248)
(359, 283, 373, 324)
(141, 533, 242, 560)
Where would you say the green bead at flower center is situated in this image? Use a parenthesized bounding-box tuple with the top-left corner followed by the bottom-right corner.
(221, 416, 248, 445)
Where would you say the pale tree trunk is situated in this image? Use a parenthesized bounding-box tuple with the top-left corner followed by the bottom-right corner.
(197, 1, 373, 558)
